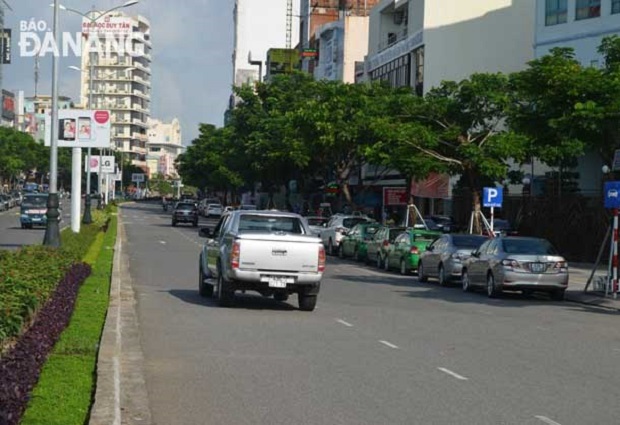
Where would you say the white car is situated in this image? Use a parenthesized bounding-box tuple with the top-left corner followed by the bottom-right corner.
(205, 203, 223, 217)
(321, 215, 374, 256)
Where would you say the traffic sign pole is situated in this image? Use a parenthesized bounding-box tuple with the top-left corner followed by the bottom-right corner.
(613, 209, 619, 299)
(490, 207, 494, 234)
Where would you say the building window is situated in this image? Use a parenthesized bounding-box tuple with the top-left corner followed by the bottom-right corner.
(545, 0, 567, 25)
(414, 47, 424, 97)
(575, 0, 600, 20)
(613, 0, 620, 14)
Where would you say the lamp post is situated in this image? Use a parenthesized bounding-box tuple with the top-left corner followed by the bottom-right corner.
(43, 0, 61, 247)
(57, 0, 139, 221)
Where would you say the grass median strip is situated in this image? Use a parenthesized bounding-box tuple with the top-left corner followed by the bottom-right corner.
(20, 216, 118, 425)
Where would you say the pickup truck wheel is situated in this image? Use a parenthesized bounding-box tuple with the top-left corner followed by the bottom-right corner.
(217, 272, 234, 307)
(198, 263, 214, 298)
(338, 244, 344, 259)
(274, 293, 289, 302)
(298, 293, 317, 311)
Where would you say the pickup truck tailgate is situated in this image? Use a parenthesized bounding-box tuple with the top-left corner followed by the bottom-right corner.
(238, 234, 320, 273)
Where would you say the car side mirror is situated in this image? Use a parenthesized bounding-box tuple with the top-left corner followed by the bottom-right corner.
(427, 245, 434, 251)
(471, 250, 479, 258)
(198, 227, 211, 238)
(323, 223, 327, 227)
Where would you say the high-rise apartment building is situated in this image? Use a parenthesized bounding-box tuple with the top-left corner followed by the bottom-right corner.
(79, 12, 152, 170)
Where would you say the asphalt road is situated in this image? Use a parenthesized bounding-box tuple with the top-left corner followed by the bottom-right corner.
(0, 198, 72, 250)
(122, 202, 620, 425)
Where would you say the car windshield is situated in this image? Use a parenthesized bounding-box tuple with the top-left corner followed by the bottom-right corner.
(388, 228, 406, 242)
(307, 218, 328, 226)
(502, 239, 559, 255)
(238, 215, 304, 234)
(343, 218, 368, 228)
(22, 196, 47, 207)
(453, 235, 488, 249)
(176, 203, 196, 211)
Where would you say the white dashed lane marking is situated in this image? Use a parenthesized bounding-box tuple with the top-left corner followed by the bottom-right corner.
(336, 319, 353, 327)
(437, 367, 468, 381)
(379, 340, 399, 349)
(535, 415, 562, 425)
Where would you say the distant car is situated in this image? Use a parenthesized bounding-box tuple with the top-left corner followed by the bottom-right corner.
(425, 215, 454, 233)
(321, 215, 374, 256)
(418, 234, 489, 285)
(205, 203, 223, 218)
(461, 237, 568, 300)
(366, 226, 407, 269)
(339, 222, 381, 262)
(492, 219, 518, 236)
(172, 202, 199, 227)
(306, 216, 329, 237)
(20, 193, 49, 228)
(384, 229, 442, 274)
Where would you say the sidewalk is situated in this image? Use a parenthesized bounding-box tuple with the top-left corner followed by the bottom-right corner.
(566, 263, 620, 311)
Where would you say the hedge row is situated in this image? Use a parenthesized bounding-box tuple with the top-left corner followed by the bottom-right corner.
(0, 209, 111, 350)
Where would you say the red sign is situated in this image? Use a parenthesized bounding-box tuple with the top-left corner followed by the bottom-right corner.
(94, 110, 110, 124)
(383, 187, 408, 206)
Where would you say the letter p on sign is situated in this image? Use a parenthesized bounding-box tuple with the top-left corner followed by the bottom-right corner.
(483, 187, 503, 208)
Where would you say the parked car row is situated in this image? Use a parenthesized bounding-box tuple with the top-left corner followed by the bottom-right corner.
(0, 191, 22, 211)
(330, 221, 569, 301)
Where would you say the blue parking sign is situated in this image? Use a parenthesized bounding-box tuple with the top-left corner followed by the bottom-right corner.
(604, 181, 620, 209)
(483, 187, 503, 208)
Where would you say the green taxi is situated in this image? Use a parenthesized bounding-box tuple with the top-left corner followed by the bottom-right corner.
(339, 222, 381, 262)
(385, 229, 442, 274)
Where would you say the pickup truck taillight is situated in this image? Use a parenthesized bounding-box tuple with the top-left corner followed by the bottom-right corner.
(410, 246, 419, 255)
(231, 242, 240, 269)
(318, 246, 326, 272)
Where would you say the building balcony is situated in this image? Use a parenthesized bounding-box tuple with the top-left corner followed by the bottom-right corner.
(132, 89, 149, 99)
(133, 61, 151, 74)
(378, 28, 409, 52)
(133, 132, 148, 141)
(132, 118, 149, 128)
(133, 76, 151, 87)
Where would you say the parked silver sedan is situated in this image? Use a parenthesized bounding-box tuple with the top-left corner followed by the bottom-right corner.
(418, 234, 489, 285)
(461, 237, 568, 300)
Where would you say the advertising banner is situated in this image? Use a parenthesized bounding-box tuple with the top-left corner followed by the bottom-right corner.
(383, 187, 408, 206)
(2, 90, 15, 121)
(45, 109, 111, 148)
(85, 156, 115, 174)
(1, 29, 11, 64)
(82, 15, 133, 36)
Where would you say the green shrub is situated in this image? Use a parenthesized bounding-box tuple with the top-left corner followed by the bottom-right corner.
(0, 206, 116, 350)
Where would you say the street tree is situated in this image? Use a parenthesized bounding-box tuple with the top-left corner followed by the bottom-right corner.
(395, 73, 528, 232)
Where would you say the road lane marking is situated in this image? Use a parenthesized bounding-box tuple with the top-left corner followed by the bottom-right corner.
(379, 340, 399, 349)
(336, 319, 353, 327)
(437, 367, 468, 381)
(535, 415, 562, 425)
(159, 240, 166, 244)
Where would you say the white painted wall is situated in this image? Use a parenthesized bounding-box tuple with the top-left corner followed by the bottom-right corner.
(535, 0, 620, 65)
(343, 17, 370, 83)
(233, 0, 299, 85)
(423, 0, 535, 92)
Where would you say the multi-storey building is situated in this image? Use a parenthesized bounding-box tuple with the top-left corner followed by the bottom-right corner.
(365, 0, 535, 93)
(23, 95, 75, 142)
(79, 12, 152, 170)
(230, 0, 298, 107)
(299, 0, 380, 74)
(313, 15, 370, 82)
(146, 118, 184, 179)
(535, 0, 620, 66)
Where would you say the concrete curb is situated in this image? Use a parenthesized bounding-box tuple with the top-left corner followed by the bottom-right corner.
(565, 291, 620, 312)
(89, 211, 153, 425)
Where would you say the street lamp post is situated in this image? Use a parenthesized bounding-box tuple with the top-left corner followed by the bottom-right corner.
(43, 0, 61, 247)
(57, 0, 139, 221)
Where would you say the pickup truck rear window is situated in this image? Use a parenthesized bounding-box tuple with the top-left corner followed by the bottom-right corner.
(238, 215, 305, 234)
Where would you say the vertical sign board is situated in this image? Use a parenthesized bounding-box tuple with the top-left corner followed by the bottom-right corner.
(1, 29, 11, 64)
(604, 181, 620, 296)
(85, 156, 116, 174)
(483, 187, 503, 234)
(131, 173, 145, 183)
(45, 109, 111, 148)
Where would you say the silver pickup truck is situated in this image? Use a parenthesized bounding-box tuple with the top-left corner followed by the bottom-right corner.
(198, 210, 325, 311)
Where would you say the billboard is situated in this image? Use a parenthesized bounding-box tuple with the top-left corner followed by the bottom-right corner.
(2, 90, 14, 121)
(383, 187, 408, 206)
(85, 156, 116, 174)
(44, 109, 111, 148)
(82, 15, 133, 36)
(132, 173, 145, 183)
(1, 29, 11, 64)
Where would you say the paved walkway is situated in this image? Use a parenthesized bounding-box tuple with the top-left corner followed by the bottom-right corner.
(567, 263, 620, 311)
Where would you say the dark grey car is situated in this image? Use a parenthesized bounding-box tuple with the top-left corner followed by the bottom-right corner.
(418, 234, 489, 285)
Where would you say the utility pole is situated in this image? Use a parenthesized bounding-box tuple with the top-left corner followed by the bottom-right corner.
(34, 53, 40, 98)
